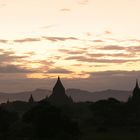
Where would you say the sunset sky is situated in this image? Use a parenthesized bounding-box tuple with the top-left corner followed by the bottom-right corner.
(0, 0, 140, 92)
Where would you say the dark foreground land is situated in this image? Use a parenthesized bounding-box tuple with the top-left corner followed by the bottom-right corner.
(0, 98, 140, 140)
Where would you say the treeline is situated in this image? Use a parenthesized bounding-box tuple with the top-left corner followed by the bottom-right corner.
(0, 101, 80, 140)
(1, 98, 140, 140)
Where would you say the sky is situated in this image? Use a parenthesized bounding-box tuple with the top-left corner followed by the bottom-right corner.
(0, 0, 140, 92)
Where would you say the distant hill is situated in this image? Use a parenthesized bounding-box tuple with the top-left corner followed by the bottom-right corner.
(0, 88, 132, 103)
(67, 89, 132, 102)
(0, 89, 51, 103)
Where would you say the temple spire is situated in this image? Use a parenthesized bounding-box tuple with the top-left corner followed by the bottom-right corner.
(58, 76, 60, 80)
(136, 79, 139, 89)
(130, 79, 140, 103)
(28, 94, 34, 103)
(48, 76, 73, 105)
(52, 76, 65, 95)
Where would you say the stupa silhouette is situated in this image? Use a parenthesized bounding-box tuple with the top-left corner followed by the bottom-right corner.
(28, 94, 34, 103)
(131, 79, 140, 102)
(48, 77, 73, 105)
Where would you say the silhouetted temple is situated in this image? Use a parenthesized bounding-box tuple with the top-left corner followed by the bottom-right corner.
(48, 77, 73, 105)
(28, 94, 34, 103)
(128, 79, 140, 103)
(132, 79, 140, 100)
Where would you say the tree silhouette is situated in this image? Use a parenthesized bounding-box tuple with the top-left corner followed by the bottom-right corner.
(0, 107, 18, 139)
(22, 101, 80, 140)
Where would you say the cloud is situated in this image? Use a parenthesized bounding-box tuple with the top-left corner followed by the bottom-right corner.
(0, 36, 79, 44)
(91, 59, 139, 63)
(14, 38, 41, 43)
(0, 50, 27, 64)
(128, 39, 140, 42)
(79, 70, 140, 91)
(96, 30, 112, 37)
(97, 45, 125, 50)
(65, 56, 85, 60)
(65, 55, 139, 63)
(0, 39, 8, 44)
(89, 70, 140, 78)
(60, 8, 71, 12)
(88, 53, 135, 58)
(126, 46, 140, 53)
(24, 51, 36, 56)
(58, 44, 139, 64)
(58, 49, 85, 55)
(0, 70, 139, 93)
(87, 53, 107, 57)
(78, 0, 89, 5)
(41, 24, 56, 29)
(47, 68, 73, 74)
(94, 45, 140, 56)
(0, 49, 40, 74)
(93, 64, 108, 67)
(104, 30, 112, 35)
(42, 36, 78, 42)
(93, 40, 104, 43)
(59, 46, 136, 60)
(85, 32, 92, 37)
(0, 4, 6, 8)
(0, 50, 54, 74)
(0, 65, 35, 73)
(0, 50, 38, 74)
